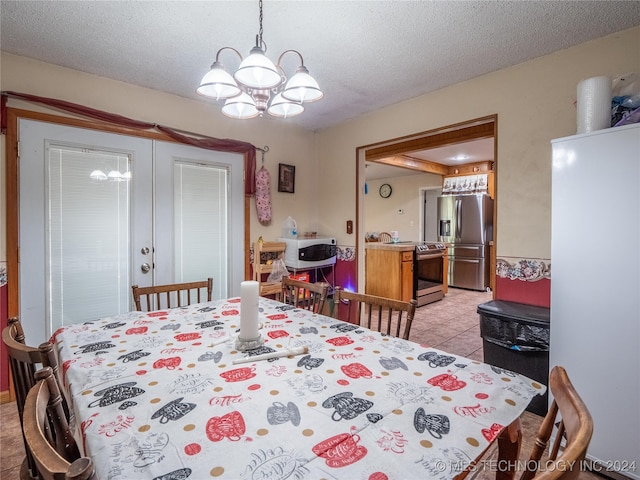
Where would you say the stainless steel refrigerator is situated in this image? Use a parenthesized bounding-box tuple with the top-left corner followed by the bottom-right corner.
(437, 194, 493, 291)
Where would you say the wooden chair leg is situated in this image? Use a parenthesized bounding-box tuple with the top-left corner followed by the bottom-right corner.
(20, 456, 36, 479)
(496, 418, 522, 480)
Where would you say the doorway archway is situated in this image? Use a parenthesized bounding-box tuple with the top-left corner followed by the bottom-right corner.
(356, 115, 497, 294)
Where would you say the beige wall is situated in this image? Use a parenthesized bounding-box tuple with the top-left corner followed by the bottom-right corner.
(364, 174, 442, 240)
(2, 26, 640, 265)
(316, 26, 640, 261)
(0, 53, 319, 264)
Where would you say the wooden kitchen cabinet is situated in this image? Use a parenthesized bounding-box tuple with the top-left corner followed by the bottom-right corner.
(400, 252, 414, 302)
(447, 161, 492, 176)
(365, 245, 414, 302)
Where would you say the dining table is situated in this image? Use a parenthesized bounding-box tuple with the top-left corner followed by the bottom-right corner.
(52, 296, 546, 480)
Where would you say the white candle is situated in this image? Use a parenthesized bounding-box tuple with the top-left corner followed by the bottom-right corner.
(240, 281, 260, 340)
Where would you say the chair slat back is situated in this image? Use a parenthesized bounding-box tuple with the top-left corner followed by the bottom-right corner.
(40, 341, 65, 393)
(24, 367, 96, 480)
(3, 318, 41, 406)
(377, 232, 393, 243)
(34, 367, 80, 462)
(332, 287, 417, 340)
(132, 278, 213, 311)
(39, 340, 75, 433)
(519, 366, 594, 480)
(281, 277, 330, 314)
(253, 241, 287, 298)
(2, 317, 47, 477)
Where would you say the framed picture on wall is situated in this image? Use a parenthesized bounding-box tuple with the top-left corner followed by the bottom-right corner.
(278, 163, 295, 193)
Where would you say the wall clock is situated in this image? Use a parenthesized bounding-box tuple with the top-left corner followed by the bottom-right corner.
(379, 183, 392, 198)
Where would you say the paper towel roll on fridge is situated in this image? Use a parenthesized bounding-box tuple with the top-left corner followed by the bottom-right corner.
(576, 76, 612, 134)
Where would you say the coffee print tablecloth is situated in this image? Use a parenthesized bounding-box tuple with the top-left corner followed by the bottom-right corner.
(53, 297, 545, 480)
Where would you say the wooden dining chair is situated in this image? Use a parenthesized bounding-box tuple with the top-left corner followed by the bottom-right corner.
(2, 317, 70, 479)
(517, 365, 594, 480)
(332, 287, 417, 340)
(131, 278, 213, 311)
(377, 231, 393, 243)
(462, 365, 594, 480)
(281, 277, 330, 315)
(23, 367, 96, 480)
(253, 241, 287, 298)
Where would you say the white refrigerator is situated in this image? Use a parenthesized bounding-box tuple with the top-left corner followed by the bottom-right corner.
(551, 123, 640, 479)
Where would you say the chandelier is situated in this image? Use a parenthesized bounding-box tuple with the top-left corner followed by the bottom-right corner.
(197, 0, 323, 119)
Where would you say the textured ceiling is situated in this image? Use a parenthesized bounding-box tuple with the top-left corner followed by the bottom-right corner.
(2, 1, 639, 133)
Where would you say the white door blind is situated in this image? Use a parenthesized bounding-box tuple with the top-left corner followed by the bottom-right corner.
(47, 145, 131, 327)
(174, 161, 229, 298)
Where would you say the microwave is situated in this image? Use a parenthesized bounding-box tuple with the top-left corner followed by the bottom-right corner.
(279, 237, 337, 269)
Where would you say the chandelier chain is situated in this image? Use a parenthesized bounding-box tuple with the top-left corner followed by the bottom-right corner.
(258, 0, 264, 47)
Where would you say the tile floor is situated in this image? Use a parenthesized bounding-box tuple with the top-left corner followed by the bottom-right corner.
(1, 398, 25, 479)
(0, 288, 604, 479)
(409, 286, 491, 361)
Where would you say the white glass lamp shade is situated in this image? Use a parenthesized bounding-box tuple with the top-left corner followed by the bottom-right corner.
(267, 93, 304, 118)
(282, 66, 323, 103)
(221, 92, 260, 119)
(197, 62, 241, 100)
(234, 46, 281, 89)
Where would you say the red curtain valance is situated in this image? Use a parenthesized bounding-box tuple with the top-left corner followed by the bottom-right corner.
(1, 91, 256, 195)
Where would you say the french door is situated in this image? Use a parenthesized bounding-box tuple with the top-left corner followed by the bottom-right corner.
(18, 119, 244, 344)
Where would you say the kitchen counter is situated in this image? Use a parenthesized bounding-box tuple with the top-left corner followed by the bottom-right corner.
(365, 241, 449, 303)
(365, 242, 415, 251)
(365, 243, 415, 301)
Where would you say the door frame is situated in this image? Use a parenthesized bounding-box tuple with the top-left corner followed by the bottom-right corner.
(356, 114, 498, 295)
(4, 107, 252, 319)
